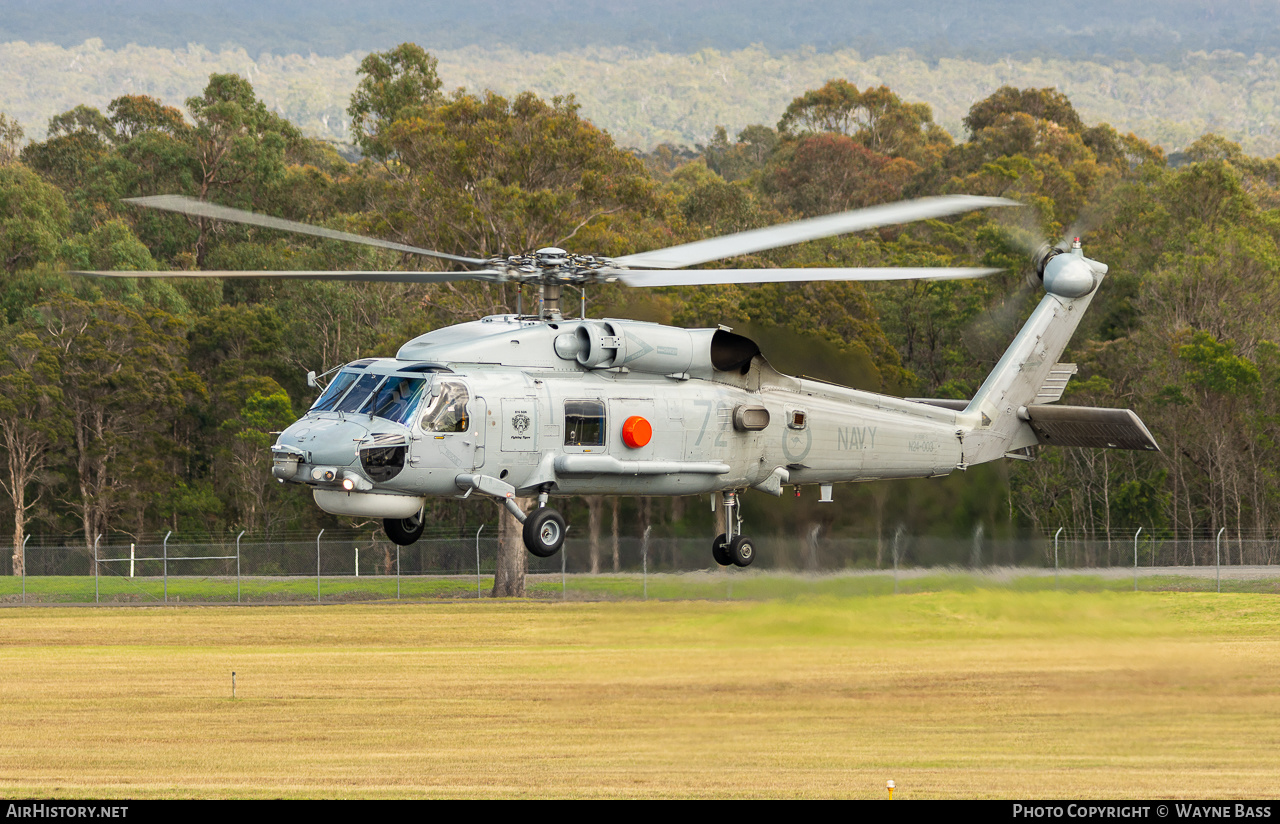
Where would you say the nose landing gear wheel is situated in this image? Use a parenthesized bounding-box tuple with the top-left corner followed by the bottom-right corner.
(523, 507, 566, 557)
(729, 535, 755, 567)
(712, 533, 732, 566)
(384, 511, 426, 546)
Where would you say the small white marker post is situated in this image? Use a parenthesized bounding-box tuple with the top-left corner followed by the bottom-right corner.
(887, 779, 895, 800)
(355, 547, 360, 577)
(1133, 527, 1143, 592)
(129, 543, 135, 578)
(475, 524, 485, 600)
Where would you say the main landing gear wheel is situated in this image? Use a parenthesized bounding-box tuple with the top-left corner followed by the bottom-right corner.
(712, 533, 732, 566)
(384, 510, 425, 546)
(523, 507, 566, 557)
(729, 535, 755, 567)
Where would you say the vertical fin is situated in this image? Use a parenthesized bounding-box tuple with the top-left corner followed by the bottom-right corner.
(961, 251, 1107, 465)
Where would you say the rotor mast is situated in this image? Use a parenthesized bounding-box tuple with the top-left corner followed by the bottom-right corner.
(538, 282, 563, 320)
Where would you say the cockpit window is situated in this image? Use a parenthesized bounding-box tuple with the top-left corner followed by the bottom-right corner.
(370, 377, 428, 425)
(334, 373, 384, 414)
(310, 370, 360, 412)
(420, 381, 470, 433)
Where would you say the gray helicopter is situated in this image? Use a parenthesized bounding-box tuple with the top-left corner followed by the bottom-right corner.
(83, 194, 1158, 567)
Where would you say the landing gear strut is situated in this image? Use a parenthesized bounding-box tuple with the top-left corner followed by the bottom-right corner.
(712, 490, 754, 567)
(455, 475, 567, 558)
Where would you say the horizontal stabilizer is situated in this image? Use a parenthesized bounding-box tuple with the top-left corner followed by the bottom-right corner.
(1025, 405, 1160, 451)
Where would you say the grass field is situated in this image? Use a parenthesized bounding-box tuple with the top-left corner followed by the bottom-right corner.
(2, 590, 1279, 798)
(5, 567, 1280, 604)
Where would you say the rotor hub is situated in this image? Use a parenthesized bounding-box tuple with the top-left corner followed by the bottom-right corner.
(496, 250, 618, 288)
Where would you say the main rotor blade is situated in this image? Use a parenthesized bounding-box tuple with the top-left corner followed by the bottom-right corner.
(125, 195, 491, 267)
(613, 266, 1002, 287)
(612, 195, 1017, 270)
(75, 269, 506, 283)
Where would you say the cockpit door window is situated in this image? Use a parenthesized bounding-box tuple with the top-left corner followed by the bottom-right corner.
(421, 381, 471, 433)
(564, 399, 606, 447)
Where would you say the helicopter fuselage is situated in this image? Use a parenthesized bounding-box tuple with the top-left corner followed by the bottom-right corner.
(271, 313, 965, 517)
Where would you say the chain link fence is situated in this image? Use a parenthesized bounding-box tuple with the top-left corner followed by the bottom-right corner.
(2, 526, 1279, 603)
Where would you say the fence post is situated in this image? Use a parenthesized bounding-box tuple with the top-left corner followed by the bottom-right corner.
(1133, 527, 1142, 592)
(475, 524, 485, 600)
(642, 525, 651, 601)
(236, 530, 245, 604)
(1216, 527, 1225, 593)
(94, 534, 101, 604)
(396, 545, 401, 601)
(163, 530, 172, 604)
(21, 534, 28, 605)
(561, 534, 566, 601)
(1054, 527, 1063, 590)
(316, 529, 324, 603)
(892, 526, 903, 595)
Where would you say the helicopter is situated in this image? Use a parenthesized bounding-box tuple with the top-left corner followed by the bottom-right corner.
(82, 194, 1158, 567)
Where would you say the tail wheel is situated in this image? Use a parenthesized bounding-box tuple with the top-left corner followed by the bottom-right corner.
(523, 508, 566, 557)
(384, 510, 425, 546)
(711, 533, 732, 566)
(729, 535, 755, 567)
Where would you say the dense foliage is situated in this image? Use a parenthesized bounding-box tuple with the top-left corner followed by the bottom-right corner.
(2, 42, 1279, 571)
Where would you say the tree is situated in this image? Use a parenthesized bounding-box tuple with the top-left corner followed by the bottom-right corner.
(373, 89, 657, 259)
(37, 299, 197, 558)
(701, 124, 778, 182)
(0, 326, 66, 575)
(107, 95, 188, 141)
(492, 499, 529, 597)
(777, 80, 950, 164)
(763, 134, 915, 217)
(0, 113, 23, 166)
(963, 86, 1084, 136)
(347, 42, 444, 161)
(184, 74, 302, 262)
(46, 105, 115, 142)
(0, 164, 70, 273)
(218, 383, 297, 535)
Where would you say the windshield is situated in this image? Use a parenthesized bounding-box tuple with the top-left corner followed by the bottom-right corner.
(370, 377, 429, 425)
(334, 373, 384, 414)
(420, 380, 470, 432)
(310, 370, 360, 412)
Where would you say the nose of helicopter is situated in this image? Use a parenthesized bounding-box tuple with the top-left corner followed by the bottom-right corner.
(275, 416, 372, 467)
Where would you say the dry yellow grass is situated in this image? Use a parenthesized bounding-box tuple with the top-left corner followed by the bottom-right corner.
(1, 592, 1278, 798)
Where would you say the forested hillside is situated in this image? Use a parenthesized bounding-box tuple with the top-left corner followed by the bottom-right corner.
(5, 40, 1280, 155)
(1, 42, 1278, 566)
(6, 1, 1279, 62)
